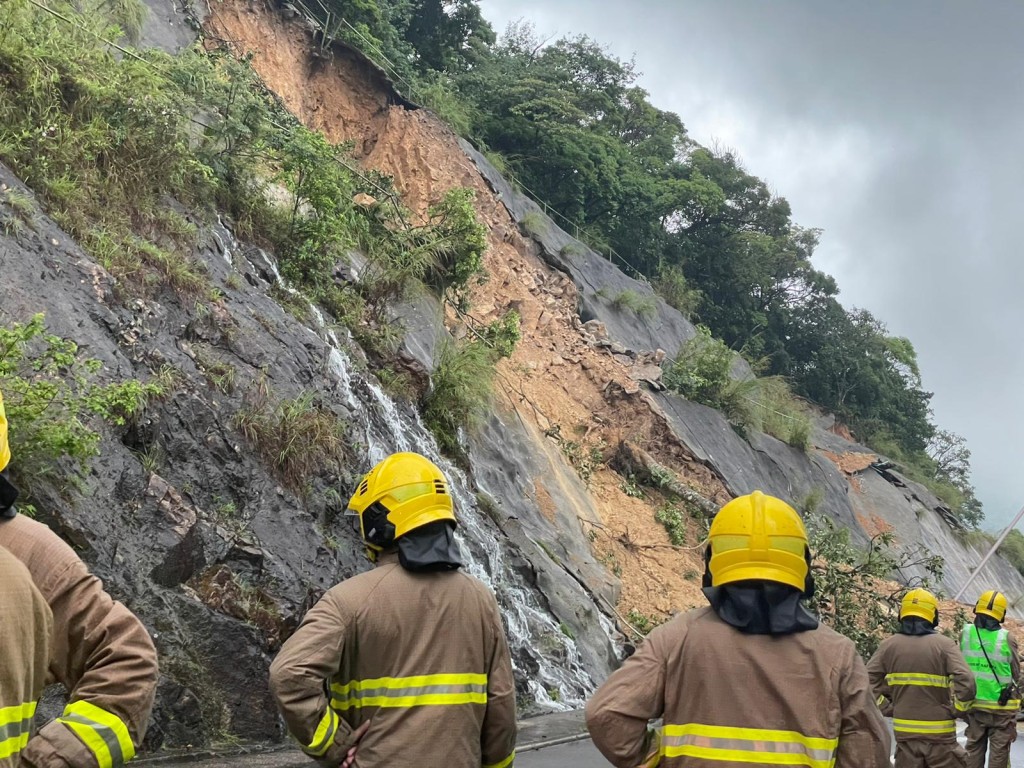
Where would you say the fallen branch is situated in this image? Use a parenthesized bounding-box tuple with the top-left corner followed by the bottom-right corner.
(597, 593, 648, 642)
(612, 441, 718, 518)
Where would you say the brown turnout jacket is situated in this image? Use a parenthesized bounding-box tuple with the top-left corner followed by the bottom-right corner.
(586, 607, 891, 768)
(0, 514, 158, 768)
(269, 552, 517, 768)
(0, 545, 52, 768)
(867, 630, 976, 742)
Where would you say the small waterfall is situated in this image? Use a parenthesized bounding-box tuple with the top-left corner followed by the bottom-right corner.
(239, 245, 598, 710)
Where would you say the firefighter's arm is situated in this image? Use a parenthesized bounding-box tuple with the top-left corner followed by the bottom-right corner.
(945, 639, 976, 714)
(585, 625, 668, 768)
(480, 594, 516, 768)
(864, 643, 892, 716)
(269, 591, 357, 763)
(835, 642, 892, 768)
(22, 544, 158, 768)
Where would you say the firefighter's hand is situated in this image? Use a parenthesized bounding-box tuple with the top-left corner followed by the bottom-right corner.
(339, 721, 371, 768)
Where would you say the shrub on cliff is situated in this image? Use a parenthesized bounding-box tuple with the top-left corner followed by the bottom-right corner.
(0, 314, 164, 502)
(421, 338, 495, 459)
(807, 514, 945, 658)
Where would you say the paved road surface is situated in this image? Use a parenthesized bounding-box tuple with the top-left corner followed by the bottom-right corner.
(518, 739, 608, 767)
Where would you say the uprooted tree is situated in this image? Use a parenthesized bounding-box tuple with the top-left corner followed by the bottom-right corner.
(807, 515, 946, 658)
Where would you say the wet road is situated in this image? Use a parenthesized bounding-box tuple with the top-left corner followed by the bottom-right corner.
(517, 739, 607, 767)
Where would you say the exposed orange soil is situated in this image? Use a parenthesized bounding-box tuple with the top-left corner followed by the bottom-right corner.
(204, 0, 729, 624)
(823, 450, 877, 475)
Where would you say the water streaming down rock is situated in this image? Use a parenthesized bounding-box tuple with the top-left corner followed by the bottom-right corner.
(237, 243, 597, 711)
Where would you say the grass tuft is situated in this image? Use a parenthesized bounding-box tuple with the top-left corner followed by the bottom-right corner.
(234, 389, 347, 492)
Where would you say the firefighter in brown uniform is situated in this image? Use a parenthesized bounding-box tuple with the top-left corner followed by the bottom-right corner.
(0, 545, 52, 768)
(960, 590, 1022, 768)
(867, 588, 975, 767)
(0, 388, 159, 768)
(586, 490, 891, 768)
(269, 452, 517, 768)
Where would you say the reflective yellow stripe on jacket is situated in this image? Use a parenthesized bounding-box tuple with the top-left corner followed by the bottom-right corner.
(893, 718, 957, 736)
(0, 701, 37, 761)
(304, 708, 340, 757)
(0, 388, 10, 473)
(885, 672, 950, 688)
(660, 723, 838, 768)
(330, 673, 488, 711)
(58, 700, 136, 768)
(482, 751, 516, 768)
(954, 697, 975, 712)
(971, 699, 1022, 712)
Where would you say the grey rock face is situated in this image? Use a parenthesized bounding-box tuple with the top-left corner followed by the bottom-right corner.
(459, 141, 1024, 615)
(462, 140, 753, 383)
(0, 160, 609, 749)
(139, 0, 203, 55)
(468, 409, 621, 691)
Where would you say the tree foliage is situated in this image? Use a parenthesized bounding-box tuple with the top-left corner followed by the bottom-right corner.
(443, 20, 980, 523)
(807, 515, 945, 658)
(0, 0, 983, 522)
(923, 430, 983, 529)
(304, 0, 494, 81)
(998, 529, 1024, 579)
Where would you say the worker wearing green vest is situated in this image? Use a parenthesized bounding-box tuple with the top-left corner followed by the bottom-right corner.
(960, 590, 1022, 768)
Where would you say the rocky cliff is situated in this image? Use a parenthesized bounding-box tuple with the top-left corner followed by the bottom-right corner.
(1, 0, 1021, 753)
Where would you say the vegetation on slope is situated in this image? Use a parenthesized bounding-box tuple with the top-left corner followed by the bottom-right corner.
(998, 529, 1024, 581)
(295, 0, 982, 527)
(0, 0, 991, 666)
(0, 315, 165, 509)
(0, 0, 509, 460)
(808, 514, 946, 657)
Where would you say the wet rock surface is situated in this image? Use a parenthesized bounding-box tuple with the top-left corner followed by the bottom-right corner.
(469, 408, 621, 686)
(139, 0, 203, 55)
(0, 154, 608, 748)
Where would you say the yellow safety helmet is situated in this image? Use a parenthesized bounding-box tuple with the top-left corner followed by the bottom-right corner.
(975, 590, 1008, 622)
(347, 452, 455, 559)
(900, 588, 938, 624)
(0, 388, 10, 473)
(706, 491, 809, 592)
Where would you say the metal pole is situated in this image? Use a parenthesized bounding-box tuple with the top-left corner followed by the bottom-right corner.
(953, 502, 1024, 602)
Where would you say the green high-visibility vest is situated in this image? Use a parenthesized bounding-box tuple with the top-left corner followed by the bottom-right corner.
(960, 625, 1016, 708)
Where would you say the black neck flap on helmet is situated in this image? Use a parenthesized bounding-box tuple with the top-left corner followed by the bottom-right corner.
(397, 520, 462, 572)
(975, 614, 1002, 631)
(701, 547, 818, 635)
(900, 616, 937, 635)
(703, 581, 819, 635)
(0, 470, 18, 519)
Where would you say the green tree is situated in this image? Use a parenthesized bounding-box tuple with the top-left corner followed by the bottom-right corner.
(927, 429, 983, 529)
(807, 515, 945, 658)
(404, 0, 494, 72)
(998, 529, 1024, 577)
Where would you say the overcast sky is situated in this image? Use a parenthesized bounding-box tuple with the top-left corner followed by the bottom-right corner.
(478, 0, 1024, 529)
